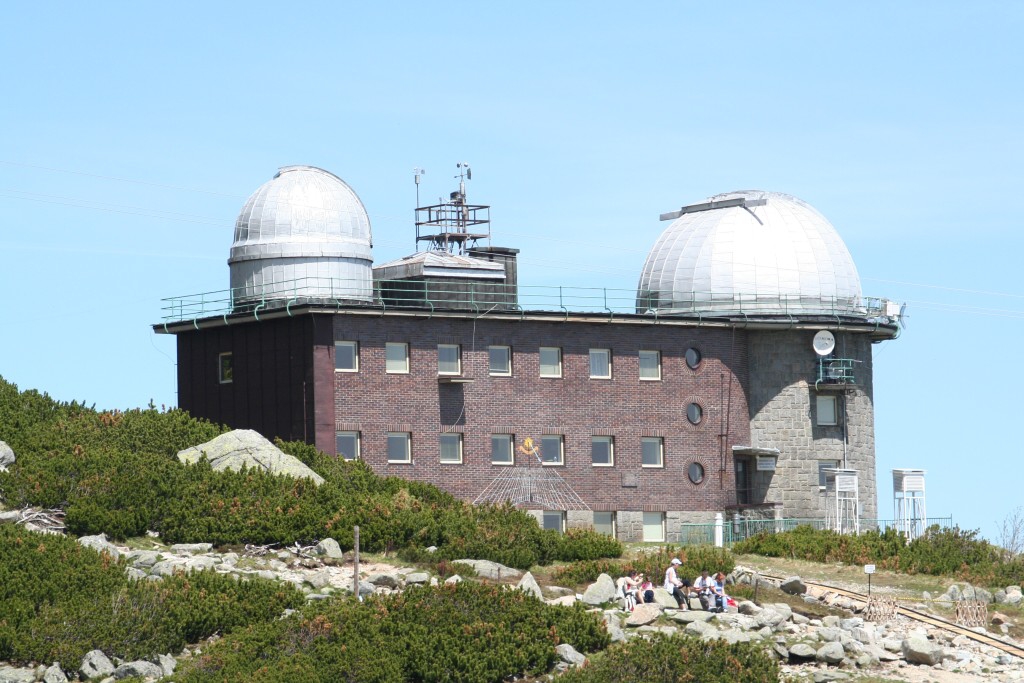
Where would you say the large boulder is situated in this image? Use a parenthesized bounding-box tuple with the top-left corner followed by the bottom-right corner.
(77, 534, 121, 560)
(816, 641, 846, 664)
(516, 571, 544, 600)
(625, 603, 661, 626)
(901, 637, 944, 665)
(453, 559, 521, 580)
(0, 665, 36, 683)
(112, 661, 163, 680)
(79, 651, 115, 680)
(177, 429, 324, 485)
(582, 573, 617, 605)
(780, 576, 806, 595)
(0, 441, 14, 471)
(314, 538, 344, 559)
(555, 643, 586, 667)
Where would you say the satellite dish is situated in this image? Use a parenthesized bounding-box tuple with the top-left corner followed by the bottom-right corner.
(812, 330, 836, 356)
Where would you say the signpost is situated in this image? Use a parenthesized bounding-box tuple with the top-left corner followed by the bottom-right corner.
(864, 564, 875, 596)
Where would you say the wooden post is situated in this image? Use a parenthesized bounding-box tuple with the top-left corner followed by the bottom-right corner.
(353, 525, 360, 600)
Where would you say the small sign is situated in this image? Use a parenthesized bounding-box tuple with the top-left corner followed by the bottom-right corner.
(756, 455, 776, 471)
(864, 564, 876, 574)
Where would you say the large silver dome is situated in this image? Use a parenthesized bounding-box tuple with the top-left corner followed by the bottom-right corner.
(229, 165, 373, 305)
(637, 191, 863, 316)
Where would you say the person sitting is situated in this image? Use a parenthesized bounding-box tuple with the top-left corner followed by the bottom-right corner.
(694, 569, 716, 611)
(619, 570, 643, 610)
(712, 571, 728, 612)
(638, 575, 655, 605)
(663, 558, 690, 609)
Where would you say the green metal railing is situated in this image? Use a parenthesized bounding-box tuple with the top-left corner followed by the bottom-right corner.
(678, 516, 954, 547)
(816, 358, 858, 386)
(158, 276, 897, 325)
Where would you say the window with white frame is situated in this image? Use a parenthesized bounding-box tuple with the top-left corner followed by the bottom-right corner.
(818, 460, 839, 488)
(816, 394, 838, 425)
(334, 341, 358, 372)
(491, 434, 514, 465)
(489, 345, 511, 376)
(539, 347, 562, 378)
(387, 432, 411, 463)
(639, 350, 661, 380)
(642, 511, 666, 542)
(641, 436, 664, 468)
(589, 348, 611, 379)
(542, 510, 566, 533)
(335, 431, 360, 461)
(438, 344, 461, 375)
(385, 342, 409, 374)
(591, 436, 614, 466)
(593, 512, 616, 537)
(439, 433, 463, 463)
(218, 352, 233, 384)
(540, 435, 564, 465)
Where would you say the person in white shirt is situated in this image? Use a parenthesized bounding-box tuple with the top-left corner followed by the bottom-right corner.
(663, 558, 691, 609)
(693, 569, 716, 611)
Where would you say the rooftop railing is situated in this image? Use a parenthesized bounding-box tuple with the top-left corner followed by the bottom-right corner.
(157, 276, 898, 326)
(677, 516, 954, 547)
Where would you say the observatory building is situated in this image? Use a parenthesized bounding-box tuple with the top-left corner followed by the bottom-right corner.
(156, 168, 902, 541)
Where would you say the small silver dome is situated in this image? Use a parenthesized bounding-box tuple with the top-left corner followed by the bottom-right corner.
(637, 191, 863, 316)
(229, 166, 373, 305)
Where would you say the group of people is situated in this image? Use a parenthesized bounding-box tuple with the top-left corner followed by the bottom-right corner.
(618, 558, 730, 612)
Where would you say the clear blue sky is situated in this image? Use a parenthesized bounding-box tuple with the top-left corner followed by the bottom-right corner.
(2, 3, 1021, 542)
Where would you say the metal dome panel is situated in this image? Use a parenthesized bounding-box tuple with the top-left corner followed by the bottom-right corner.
(637, 191, 863, 316)
(229, 166, 373, 305)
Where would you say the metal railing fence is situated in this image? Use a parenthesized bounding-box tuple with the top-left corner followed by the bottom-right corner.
(677, 516, 954, 547)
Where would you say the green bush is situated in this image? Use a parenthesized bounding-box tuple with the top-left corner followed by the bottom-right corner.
(558, 632, 779, 683)
(177, 581, 609, 683)
(0, 525, 305, 669)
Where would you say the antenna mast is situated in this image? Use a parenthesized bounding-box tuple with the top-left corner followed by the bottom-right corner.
(414, 162, 491, 255)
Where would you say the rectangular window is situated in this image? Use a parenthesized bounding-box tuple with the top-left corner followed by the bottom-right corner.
(819, 460, 840, 488)
(591, 436, 614, 466)
(438, 344, 461, 375)
(639, 350, 661, 380)
(488, 345, 512, 376)
(589, 348, 611, 379)
(387, 432, 411, 463)
(816, 394, 838, 426)
(385, 342, 409, 374)
(218, 352, 233, 384)
(491, 434, 514, 465)
(334, 341, 358, 372)
(593, 512, 617, 537)
(542, 510, 566, 533)
(642, 512, 666, 542)
(335, 431, 360, 461)
(641, 437, 664, 468)
(439, 433, 463, 464)
(539, 347, 562, 378)
(540, 435, 564, 465)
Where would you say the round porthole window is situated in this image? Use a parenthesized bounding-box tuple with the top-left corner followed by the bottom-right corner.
(685, 347, 702, 369)
(688, 462, 705, 485)
(686, 402, 703, 425)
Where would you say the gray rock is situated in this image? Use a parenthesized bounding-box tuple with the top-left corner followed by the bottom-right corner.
(789, 643, 817, 661)
(126, 567, 148, 581)
(0, 510, 20, 524)
(717, 629, 753, 644)
(78, 534, 121, 560)
(901, 637, 944, 665)
(603, 613, 627, 642)
(257, 570, 277, 581)
(792, 613, 810, 625)
(313, 538, 344, 559)
(780, 576, 806, 595)
(452, 559, 521, 580)
(156, 654, 176, 677)
(769, 602, 792, 621)
(307, 570, 332, 590)
(112, 660, 163, 680)
(756, 607, 786, 628)
(850, 626, 875, 643)
(625, 603, 661, 626)
(813, 671, 849, 682)
(405, 572, 430, 585)
(0, 666, 36, 683)
(150, 560, 184, 577)
(818, 627, 843, 642)
(184, 556, 218, 572)
(839, 617, 863, 630)
(80, 650, 115, 679)
(0, 441, 14, 470)
(444, 574, 462, 584)
(177, 429, 325, 485)
(358, 580, 375, 596)
(546, 595, 577, 607)
(555, 643, 586, 667)
(367, 573, 401, 588)
(43, 663, 69, 683)
(995, 589, 1007, 604)
(737, 600, 761, 615)
(582, 573, 617, 605)
(651, 587, 680, 609)
(127, 550, 160, 568)
(516, 571, 543, 600)
(1006, 588, 1023, 605)
(821, 615, 841, 628)
(669, 610, 715, 624)
(171, 543, 212, 554)
(772, 643, 789, 660)
(685, 619, 715, 636)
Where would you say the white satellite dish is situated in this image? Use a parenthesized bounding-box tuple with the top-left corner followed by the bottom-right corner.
(812, 330, 836, 356)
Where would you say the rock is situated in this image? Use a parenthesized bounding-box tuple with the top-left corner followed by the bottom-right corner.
(685, 619, 715, 636)
(839, 617, 863, 630)
(150, 560, 185, 577)
(822, 615, 840, 628)
(818, 627, 843, 642)
(717, 629, 753, 644)
(555, 643, 586, 667)
(0, 510, 20, 524)
(737, 600, 761, 615)
(991, 612, 1012, 625)
(789, 643, 817, 661)
(1005, 588, 1022, 605)
(582, 573, 617, 605)
(78, 534, 121, 560)
(367, 573, 401, 589)
(405, 572, 430, 585)
(257, 570, 277, 581)
(156, 654, 176, 677)
(126, 567, 148, 581)
(850, 626, 875, 643)
(769, 602, 793, 621)
(651, 587, 680, 609)
(780, 576, 806, 595)
(669, 610, 715, 624)
(0, 441, 14, 470)
(43, 663, 69, 683)
(184, 555, 218, 572)
(901, 637, 944, 665)
(815, 643, 847, 663)
(625, 603, 661, 626)
(171, 543, 213, 554)
(80, 650, 115, 679)
(0, 666, 36, 683)
(772, 643, 789, 660)
(813, 671, 849, 682)
(995, 589, 1007, 604)
(516, 571, 543, 600)
(452, 559, 521, 580)
(112, 661, 163, 680)
(127, 550, 160, 568)
(756, 607, 786, 628)
(546, 595, 577, 607)
(177, 429, 325, 485)
(444, 575, 462, 584)
(307, 570, 333, 590)
(603, 614, 627, 642)
(792, 613, 810, 625)
(313, 538, 344, 559)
